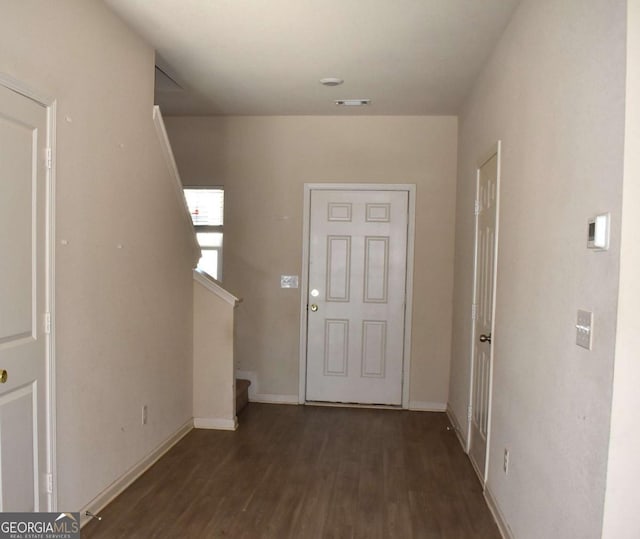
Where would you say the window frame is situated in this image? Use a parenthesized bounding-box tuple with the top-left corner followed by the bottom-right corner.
(184, 186, 224, 281)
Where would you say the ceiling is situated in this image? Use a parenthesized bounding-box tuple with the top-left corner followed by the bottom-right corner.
(103, 0, 521, 116)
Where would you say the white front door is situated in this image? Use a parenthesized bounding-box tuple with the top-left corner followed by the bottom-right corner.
(469, 148, 499, 482)
(0, 83, 50, 511)
(305, 189, 408, 405)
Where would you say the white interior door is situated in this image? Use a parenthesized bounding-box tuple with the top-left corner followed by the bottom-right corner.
(305, 189, 408, 405)
(0, 83, 50, 511)
(469, 150, 499, 482)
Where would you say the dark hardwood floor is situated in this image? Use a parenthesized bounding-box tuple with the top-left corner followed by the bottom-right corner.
(82, 404, 500, 538)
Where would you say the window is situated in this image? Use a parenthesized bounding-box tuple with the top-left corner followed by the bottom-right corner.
(184, 188, 224, 280)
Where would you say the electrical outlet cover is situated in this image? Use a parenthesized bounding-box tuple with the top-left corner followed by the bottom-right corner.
(576, 310, 593, 350)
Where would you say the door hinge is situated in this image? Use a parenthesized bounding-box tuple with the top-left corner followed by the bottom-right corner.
(44, 312, 51, 334)
(467, 405, 473, 422)
(474, 200, 480, 216)
(471, 304, 478, 321)
(45, 148, 52, 170)
(45, 473, 53, 494)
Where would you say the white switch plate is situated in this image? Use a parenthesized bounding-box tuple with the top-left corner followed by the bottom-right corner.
(576, 310, 593, 350)
(587, 213, 610, 251)
(280, 275, 299, 289)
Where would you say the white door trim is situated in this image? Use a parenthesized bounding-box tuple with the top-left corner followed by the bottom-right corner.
(467, 141, 501, 483)
(299, 183, 416, 409)
(0, 73, 57, 510)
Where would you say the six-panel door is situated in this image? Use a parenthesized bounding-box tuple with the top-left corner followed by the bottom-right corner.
(469, 153, 498, 481)
(0, 84, 49, 511)
(306, 190, 408, 405)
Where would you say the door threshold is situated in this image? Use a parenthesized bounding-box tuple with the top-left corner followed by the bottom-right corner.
(305, 401, 403, 411)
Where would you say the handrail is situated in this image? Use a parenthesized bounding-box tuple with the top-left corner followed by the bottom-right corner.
(193, 269, 242, 307)
(152, 105, 200, 260)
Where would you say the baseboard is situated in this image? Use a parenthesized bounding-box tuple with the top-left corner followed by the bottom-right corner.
(250, 393, 299, 405)
(446, 406, 468, 452)
(485, 485, 514, 539)
(408, 400, 447, 412)
(234, 369, 298, 405)
(194, 416, 238, 430)
(305, 401, 401, 410)
(79, 418, 193, 528)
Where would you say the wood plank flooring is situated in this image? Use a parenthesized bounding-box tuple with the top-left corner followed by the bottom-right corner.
(82, 404, 500, 539)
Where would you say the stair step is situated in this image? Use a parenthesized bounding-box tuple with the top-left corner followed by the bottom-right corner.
(236, 379, 251, 415)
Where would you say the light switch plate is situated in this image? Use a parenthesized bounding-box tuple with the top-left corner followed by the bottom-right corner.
(280, 275, 299, 289)
(587, 213, 610, 251)
(576, 310, 593, 350)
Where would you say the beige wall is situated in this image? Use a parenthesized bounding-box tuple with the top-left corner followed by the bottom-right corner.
(602, 2, 640, 537)
(166, 116, 458, 406)
(0, 0, 197, 510)
(193, 277, 236, 426)
(449, 0, 626, 537)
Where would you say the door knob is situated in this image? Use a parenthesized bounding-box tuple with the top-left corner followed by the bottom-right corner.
(310, 304, 318, 312)
(479, 334, 492, 344)
(0, 369, 7, 383)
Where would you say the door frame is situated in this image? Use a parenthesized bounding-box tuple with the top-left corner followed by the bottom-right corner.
(467, 141, 501, 484)
(298, 183, 416, 408)
(0, 73, 57, 509)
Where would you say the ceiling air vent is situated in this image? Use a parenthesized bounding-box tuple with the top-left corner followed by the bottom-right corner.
(335, 99, 371, 107)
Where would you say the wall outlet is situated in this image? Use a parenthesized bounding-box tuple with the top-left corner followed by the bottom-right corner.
(503, 448, 510, 474)
(142, 405, 148, 425)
